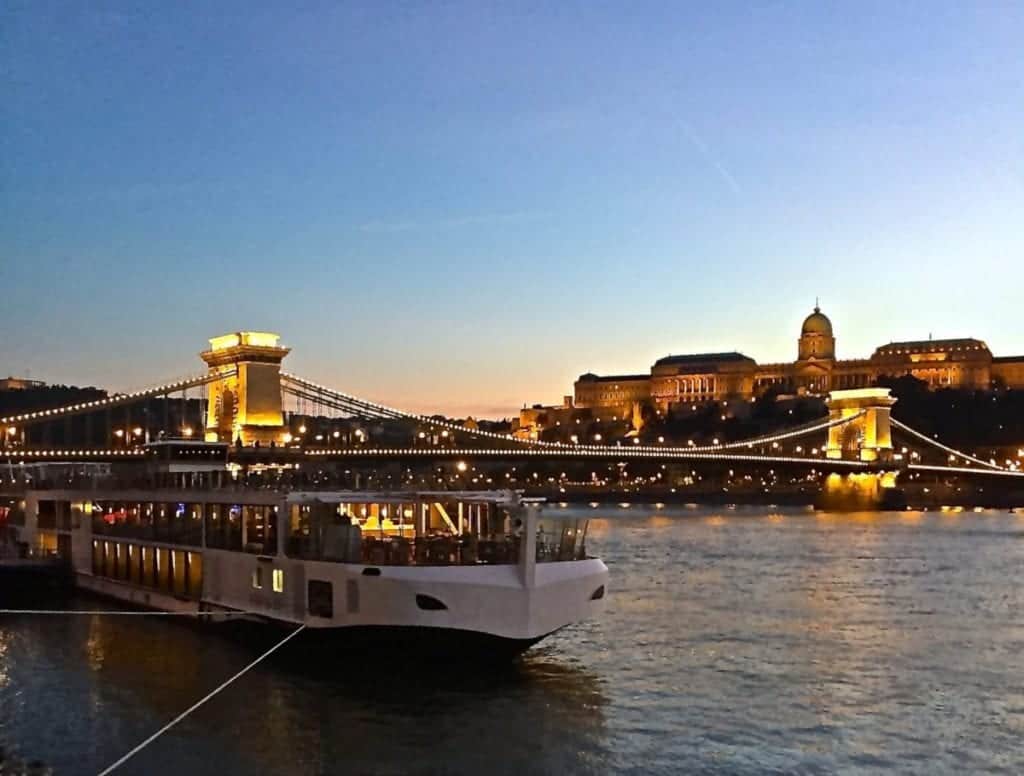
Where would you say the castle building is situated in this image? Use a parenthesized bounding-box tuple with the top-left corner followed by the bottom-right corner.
(0, 376, 46, 391)
(568, 306, 1024, 417)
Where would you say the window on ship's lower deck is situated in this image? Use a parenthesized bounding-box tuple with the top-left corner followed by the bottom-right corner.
(308, 580, 333, 618)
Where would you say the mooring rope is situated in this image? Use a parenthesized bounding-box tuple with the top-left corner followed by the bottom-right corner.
(96, 623, 307, 775)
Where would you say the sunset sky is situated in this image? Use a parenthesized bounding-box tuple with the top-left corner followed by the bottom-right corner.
(3, 2, 1022, 417)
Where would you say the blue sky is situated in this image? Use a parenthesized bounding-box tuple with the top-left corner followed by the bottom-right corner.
(2, 2, 1022, 417)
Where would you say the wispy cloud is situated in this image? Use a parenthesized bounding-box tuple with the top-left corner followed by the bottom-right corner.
(358, 210, 546, 234)
(676, 119, 742, 197)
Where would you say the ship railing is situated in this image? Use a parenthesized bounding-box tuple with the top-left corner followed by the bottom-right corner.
(285, 532, 521, 566)
(286, 525, 589, 567)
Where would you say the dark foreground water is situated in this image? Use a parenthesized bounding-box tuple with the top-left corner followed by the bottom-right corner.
(3, 507, 1024, 775)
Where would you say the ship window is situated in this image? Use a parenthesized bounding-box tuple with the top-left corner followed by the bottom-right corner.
(415, 594, 447, 611)
(308, 580, 333, 618)
(272, 568, 284, 593)
(37, 501, 57, 530)
(244, 505, 278, 555)
(346, 579, 360, 613)
(206, 504, 242, 551)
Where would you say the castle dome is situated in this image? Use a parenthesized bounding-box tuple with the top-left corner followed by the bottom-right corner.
(801, 306, 833, 337)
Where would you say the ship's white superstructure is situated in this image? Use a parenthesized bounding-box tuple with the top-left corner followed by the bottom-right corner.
(14, 486, 607, 656)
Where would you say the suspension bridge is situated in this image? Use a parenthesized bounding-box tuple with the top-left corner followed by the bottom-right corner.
(1, 332, 1021, 494)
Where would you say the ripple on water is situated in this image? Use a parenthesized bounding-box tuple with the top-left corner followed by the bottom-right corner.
(2, 508, 1024, 774)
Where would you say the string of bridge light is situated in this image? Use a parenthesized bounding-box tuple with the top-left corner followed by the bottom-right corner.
(285, 375, 857, 454)
(698, 411, 865, 452)
(301, 446, 875, 468)
(908, 464, 1024, 478)
(282, 374, 534, 443)
(890, 418, 1005, 471)
(2, 449, 146, 458)
(282, 372, 862, 456)
(0, 369, 234, 427)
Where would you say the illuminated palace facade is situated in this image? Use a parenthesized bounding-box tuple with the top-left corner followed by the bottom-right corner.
(567, 306, 1024, 418)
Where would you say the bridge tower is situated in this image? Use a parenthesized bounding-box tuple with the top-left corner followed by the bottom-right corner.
(200, 332, 290, 445)
(825, 387, 897, 463)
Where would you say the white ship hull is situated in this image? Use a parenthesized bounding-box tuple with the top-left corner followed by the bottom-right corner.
(20, 488, 608, 658)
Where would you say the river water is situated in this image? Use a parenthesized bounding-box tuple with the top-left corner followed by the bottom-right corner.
(2, 506, 1023, 775)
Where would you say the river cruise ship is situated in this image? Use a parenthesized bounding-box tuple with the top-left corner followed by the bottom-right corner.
(11, 476, 608, 657)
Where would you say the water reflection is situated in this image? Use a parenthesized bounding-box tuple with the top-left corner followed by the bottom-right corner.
(4, 507, 1024, 774)
(1, 609, 608, 775)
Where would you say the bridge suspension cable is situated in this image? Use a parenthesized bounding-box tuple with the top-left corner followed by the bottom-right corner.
(0, 369, 236, 428)
(908, 463, 1024, 478)
(695, 411, 865, 453)
(281, 382, 408, 423)
(282, 372, 865, 456)
(890, 417, 1005, 471)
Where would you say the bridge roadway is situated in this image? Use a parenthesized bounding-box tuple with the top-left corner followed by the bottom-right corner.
(5, 444, 1024, 481)
(240, 445, 888, 473)
(0, 443, 878, 470)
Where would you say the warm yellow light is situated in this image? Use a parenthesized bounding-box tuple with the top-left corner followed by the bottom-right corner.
(240, 332, 280, 348)
(208, 331, 280, 351)
(132, 427, 143, 436)
(6, 426, 15, 435)
(182, 427, 193, 437)
(298, 425, 307, 434)
(456, 461, 468, 472)
(114, 429, 124, 438)
(208, 333, 241, 351)
(282, 432, 293, 444)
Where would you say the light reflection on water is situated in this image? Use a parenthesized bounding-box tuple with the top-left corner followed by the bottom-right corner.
(2, 507, 1024, 774)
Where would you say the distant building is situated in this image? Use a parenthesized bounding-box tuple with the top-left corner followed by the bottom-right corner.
(0, 376, 46, 391)
(541, 306, 1024, 422)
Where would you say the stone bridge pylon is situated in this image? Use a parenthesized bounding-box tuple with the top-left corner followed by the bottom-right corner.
(825, 387, 897, 463)
(200, 332, 290, 445)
